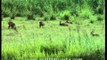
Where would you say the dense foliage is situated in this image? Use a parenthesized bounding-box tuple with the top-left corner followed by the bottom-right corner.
(2, 0, 105, 19)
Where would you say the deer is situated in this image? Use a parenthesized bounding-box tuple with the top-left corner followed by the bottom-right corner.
(90, 30, 99, 36)
(8, 20, 18, 32)
(39, 21, 45, 28)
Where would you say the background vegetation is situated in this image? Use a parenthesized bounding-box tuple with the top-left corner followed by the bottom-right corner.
(2, 0, 105, 20)
(2, 0, 105, 60)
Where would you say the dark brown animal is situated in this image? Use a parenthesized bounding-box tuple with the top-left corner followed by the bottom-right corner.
(8, 20, 17, 32)
(39, 21, 45, 28)
(59, 21, 68, 26)
(90, 31, 99, 36)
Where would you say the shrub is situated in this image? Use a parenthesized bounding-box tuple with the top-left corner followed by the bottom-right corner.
(44, 17, 48, 21)
(96, 6, 104, 14)
(63, 15, 69, 20)
(27, 14, 35, 20)
(10, 14, 15, 19)
(71, 11, 79, 17)
(50, 15, 56, 20)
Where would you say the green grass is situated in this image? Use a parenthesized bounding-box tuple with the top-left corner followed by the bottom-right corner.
(2, 17, 105, 60)
(2, 0, 105, 60)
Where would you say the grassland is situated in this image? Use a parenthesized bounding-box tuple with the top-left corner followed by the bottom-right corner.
(2, 0, 105, 60)
(2, 17, 105, 60)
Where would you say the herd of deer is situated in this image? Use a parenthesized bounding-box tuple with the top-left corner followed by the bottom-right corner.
(7, 20, 99, 36)
(8, 20, 72, 29)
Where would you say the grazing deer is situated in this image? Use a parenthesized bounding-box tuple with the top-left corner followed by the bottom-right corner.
(8, 20, 18, 32)
(90, 30, 99, 36)
(59, 21, 68, 26)
(39, 21, 45, 28)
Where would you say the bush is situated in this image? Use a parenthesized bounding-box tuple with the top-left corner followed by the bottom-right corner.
(56, 2, 67, 11)
(27, 14, 35, 20)
(44, 17, 49, 21)
(96, 6, 104, 14)
(50, 15, 56, 20)
(2, 0, 105, 18)
(71, 11, 79, 17)
(10, 14, 15, 19)
(39, 12, 44, 17)
(90, 20, 94, 24)
(79, 8, 93, 19)
(63, 15, 69, 20)
(2, 11, 9, 17)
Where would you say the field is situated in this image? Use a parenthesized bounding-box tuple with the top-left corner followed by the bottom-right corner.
(2, 0, 105, 60)
(2, 16, 105, 60)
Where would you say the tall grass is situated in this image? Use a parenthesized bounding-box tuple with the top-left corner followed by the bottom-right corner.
(2, 0, 105, 60)
(2, 17, 105, 60)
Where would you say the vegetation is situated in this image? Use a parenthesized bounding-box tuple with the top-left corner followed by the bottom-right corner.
(2, 0, 105, 60)
(2, 0, 105, 19)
